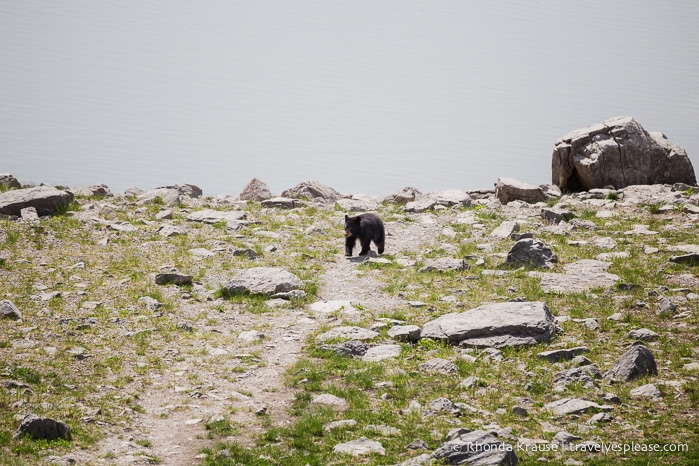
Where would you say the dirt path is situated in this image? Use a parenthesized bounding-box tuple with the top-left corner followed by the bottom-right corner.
(71, 212, 449, 465)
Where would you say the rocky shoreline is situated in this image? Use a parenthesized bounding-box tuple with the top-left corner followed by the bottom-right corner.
(1, 117, 698, 465)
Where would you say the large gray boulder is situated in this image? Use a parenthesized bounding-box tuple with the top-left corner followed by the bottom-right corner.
(0, 186, 74, 216)
(281, 180, 343, 203)
(238, 178, 273, 201)
(223, 267, 304, 296)
(421, 301, 558, 348)
(552, 116, 697, 192)
(432, 429, 518, 465)
(604, 344, 658, 382)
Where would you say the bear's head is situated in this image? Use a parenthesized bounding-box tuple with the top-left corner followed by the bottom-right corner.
(344, 215, 361, 237)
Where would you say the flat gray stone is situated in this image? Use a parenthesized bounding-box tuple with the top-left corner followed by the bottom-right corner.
(333, 437, 385, 456)
(538, 346, 590, 362)
(155, 272, 193, 286)
(489, 220, 520, 240)
(630, 383, 662, 399)
(421, 301, 558, 348)
(533, 259, 619, 293)
(312, 394, 348, 412)
(387, 325, 421, 343)
(362, 344, 402, 362)
(223, 267, 304, 296)
(186, 209, 246, 225)
(544, 398, 613, 416)
(626, 328, 659, 341)
(418, 358, 459, 375)
(419, 258, 469, 273)
(0, 186, 74, 217)
(432, 429, 519, 465)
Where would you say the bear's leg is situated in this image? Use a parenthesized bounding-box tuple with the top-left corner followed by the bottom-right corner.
(345, 236, 357, 256)
(358, 238, 372, 256)
(376, 239, 385, 255)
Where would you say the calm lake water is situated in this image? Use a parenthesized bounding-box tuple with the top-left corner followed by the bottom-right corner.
(2, 1, 698, 197)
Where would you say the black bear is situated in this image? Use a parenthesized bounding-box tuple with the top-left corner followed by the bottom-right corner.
(344, 213, 385, 256)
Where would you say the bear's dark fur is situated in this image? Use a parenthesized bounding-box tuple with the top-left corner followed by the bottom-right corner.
(344, 213, 385, 256)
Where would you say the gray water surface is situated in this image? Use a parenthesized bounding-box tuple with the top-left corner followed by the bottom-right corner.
(2, 1, 697, 196)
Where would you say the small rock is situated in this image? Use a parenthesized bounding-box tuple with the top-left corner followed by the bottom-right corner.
(13, 414, 71, 440)
(362, 344, 402, 362)
(604, 344, 658, 382)
(388, 325, 421, 343)
(630, 383, 662, 399)
(0, 300, 23, 320)
(626, 328, 659, 341)
(155, 272, 193, 286)
(333, 437, 385, 456)
(312, 394, 348, 410)
(418, 358, 459, 375)
(324, 419, 357, 431)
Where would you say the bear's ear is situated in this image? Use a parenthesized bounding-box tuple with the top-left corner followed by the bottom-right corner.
(344, 215, 350, 221)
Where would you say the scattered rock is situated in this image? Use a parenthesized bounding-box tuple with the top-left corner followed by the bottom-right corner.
(534, 259, 619, 293)
(260, 197, 304, 209)
(626, 328, 659, 341)
(281, 180, 343, 203)
(362, 344, 402, 362)
(223, 267, 304, 296)
(312, 394, 348, 410)
(154, 272, 193, 286)
(505, 238, 557, 269)
(0, 173, 21, 190)
(421, 301, 558, 348)
(552, 431, 582, 448)
(13, 414, 72, 441)
(489, 220, 520, 240)
(669, 253, 699, 265)
(537, 346, 590, 362)
(324, 419, 357, 431)
(387, 325, 421, 343)
(333, 437, 385, 456)
(238, 330, 265, 342)
(0, 300, 22, 320)
(630, 383, 662, 399)
(238, 178, 273, 201)
(432, 429, 518, 465)
(418, 258, 469, 273)
(495, 177, 552, 204)
(604, 344, 658, 382)
(321, 340, 368, 357)
(186, 209, 247, 228)
(383, 187, 422, 205)
(404, 198, 438, 213)
(418, 358, 459, 375)
(553, 365, 601, 392)
(544, 398, 613, 416)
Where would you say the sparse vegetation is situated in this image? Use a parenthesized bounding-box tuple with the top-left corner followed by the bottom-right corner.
(0, 186, 697, 465)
